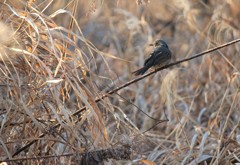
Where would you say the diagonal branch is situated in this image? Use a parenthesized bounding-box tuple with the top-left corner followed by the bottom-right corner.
(11, 38, 240, 158)
(73, 38, 240, 115)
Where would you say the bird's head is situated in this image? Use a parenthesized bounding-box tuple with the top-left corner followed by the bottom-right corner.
(149, 39, 168, 48)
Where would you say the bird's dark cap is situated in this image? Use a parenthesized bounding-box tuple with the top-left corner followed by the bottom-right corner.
(149, 39, 168, 47)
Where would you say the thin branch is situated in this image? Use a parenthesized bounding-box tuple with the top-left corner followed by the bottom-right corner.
(74, 38, 240, 115)
(6, 147, 131, 163)
(10, 38, 240, 158)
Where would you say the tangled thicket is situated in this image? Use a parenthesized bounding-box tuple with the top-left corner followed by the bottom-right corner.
(0, 0, 239, 164)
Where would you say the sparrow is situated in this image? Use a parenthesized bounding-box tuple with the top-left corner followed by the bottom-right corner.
(132, 39, 172, 76)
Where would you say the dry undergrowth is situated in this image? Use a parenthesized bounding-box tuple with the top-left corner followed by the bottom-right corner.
(0, 0, 239, 164)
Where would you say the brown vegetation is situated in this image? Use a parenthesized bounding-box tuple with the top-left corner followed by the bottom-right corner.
(0, 0, 240, 164)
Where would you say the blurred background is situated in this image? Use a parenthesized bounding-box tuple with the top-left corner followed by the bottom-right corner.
(0, 0, 240, 164)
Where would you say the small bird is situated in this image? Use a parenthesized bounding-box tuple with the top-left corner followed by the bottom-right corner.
(132, 39, 172, 76)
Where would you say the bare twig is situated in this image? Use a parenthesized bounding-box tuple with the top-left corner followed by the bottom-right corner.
(6, 147, 131, 163)
(73, 38, 240, 115)
(10, 38, 240, 158)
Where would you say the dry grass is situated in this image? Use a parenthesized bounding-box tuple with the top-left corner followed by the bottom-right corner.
(0, 0, 240, 164)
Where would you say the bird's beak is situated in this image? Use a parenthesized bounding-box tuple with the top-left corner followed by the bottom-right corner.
(149, 43, 154, 46)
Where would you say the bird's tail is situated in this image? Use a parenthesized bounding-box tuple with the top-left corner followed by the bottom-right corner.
(132, 66, 149, 76)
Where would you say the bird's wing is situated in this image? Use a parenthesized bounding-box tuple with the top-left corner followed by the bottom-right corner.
(144, 49, 163, 67)
(144, 47, 171, 67)
(144, 49, 157, 65)
(152, 48, 171, 66)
